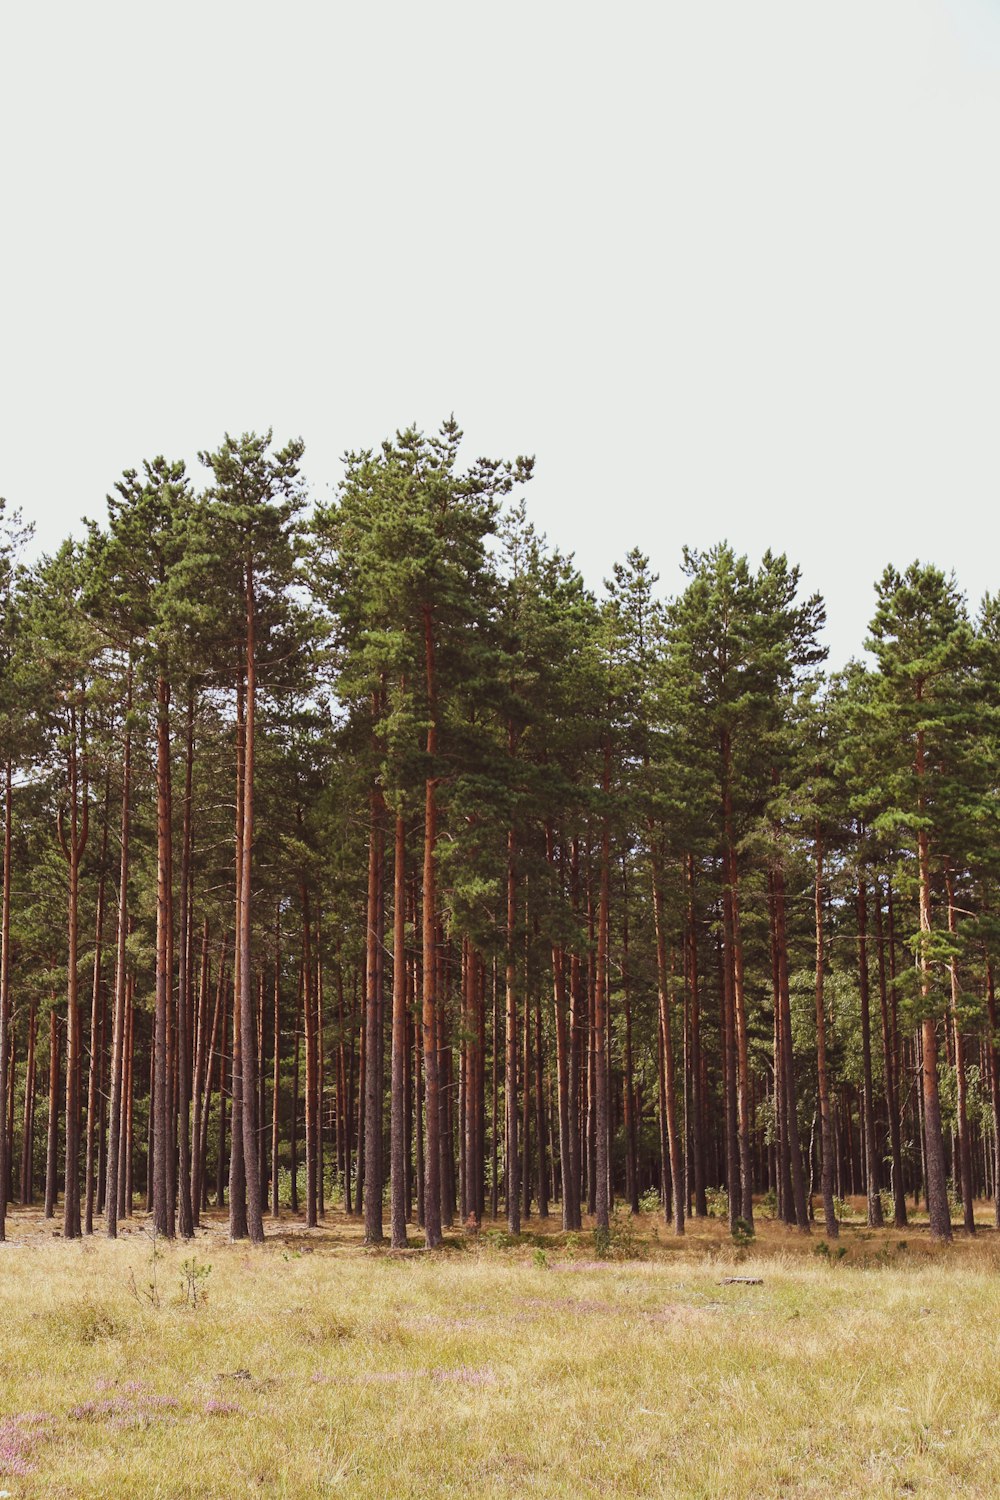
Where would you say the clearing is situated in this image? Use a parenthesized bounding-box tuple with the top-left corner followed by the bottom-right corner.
(1, 1207, 999, 1498)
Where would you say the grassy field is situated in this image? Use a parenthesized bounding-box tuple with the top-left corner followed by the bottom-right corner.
(2, 1204, 1000, 1498)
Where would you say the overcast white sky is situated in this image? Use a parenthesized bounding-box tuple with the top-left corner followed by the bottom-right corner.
(1, 0, 997, 664)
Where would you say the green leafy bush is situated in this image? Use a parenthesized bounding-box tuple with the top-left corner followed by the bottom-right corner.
(705, 1187, 729, 1220)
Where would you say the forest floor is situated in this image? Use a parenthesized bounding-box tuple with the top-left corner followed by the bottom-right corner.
(2, 1201, 1000, 1498)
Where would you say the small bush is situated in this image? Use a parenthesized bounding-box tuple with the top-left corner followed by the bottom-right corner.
(639, 1187, 662, 1214)
(46, 1299, 130, 1345)
(731, 1217, 755, 1250)
(705, 1187, 729, 1220)
(178, 1257, 212, 1310)
(483, 1229, 519, 1250)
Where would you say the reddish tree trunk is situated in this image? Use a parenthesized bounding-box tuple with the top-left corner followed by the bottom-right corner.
(238, 571, 264, 1243)
(364, 787, 384, 1244)
(421, 604, 442, 1248)
(814, 831, 837, 1237)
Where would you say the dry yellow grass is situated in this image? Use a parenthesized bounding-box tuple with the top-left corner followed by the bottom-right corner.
(2, 1205, 1000, 1497)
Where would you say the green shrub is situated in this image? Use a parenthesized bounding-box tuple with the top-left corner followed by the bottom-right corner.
(705, 1187, 729, 1219)
(731, 1217, 755, 1249)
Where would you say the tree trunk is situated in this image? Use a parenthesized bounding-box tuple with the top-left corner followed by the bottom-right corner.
(421, 603, 442, 1248)
(0, 760, 11, 1239)
(651, 849, 684, 1234)
(176, 691, 196, 1239)
(986, 959, 1000, 1229)
(61, 703, 88, 1239)
(874, 886, 907, 1226)
(856, 874, 884, 1228)
(945, 866, 975, 1233)
(915, 725, 951, 1240)
(297, 826, 318, 1228)
(621, 869, 638, 1216)
(686, 854, 707, 1217)
(271, 913, 281, 1218)
(20, 997, 37, 1205)
(153, 672, 173, 1238)
(772, 863, 809, 1231)
(45, 1007, 59, 1219)
(721, 728, 753, 1227)
(84, 774, 110, 1233)
(238, 569, 264, 1243)
(594, 741, 611, 1236)
(814, 831, 837, 1238)
(190, 920, 210, 1226)
(364, 788, 384, 1244)
(389, 810, 408, 1246)
(505, 827, 520, 1235)
(105, 668, 132, 1238)
(122, 974, 134, 1218)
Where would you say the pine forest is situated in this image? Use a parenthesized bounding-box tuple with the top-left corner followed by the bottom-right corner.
(1, 419, 997, 1256)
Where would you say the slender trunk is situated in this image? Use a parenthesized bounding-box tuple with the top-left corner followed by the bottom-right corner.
(651, 848, 684, 1233)
(238, 569, 264, 1243)
(271, 912, 281, 1218)
(62, 704, 89, 1239)
(228, 676, 247, 1239)
(176, 690, 195, 1239)
(875, 886, 907, 1226)
(720, 903, 740, 1229)
(946, 866, 975, 1233)
(505, 828, 520, 1235)
(364, 787, 384, 1244)
(317, 931, 326, 1217)
(0, 756, 13, 1236)
(547, 827, 575, 1229)
(84, 774, 111, 1233)
(298, 830, 318, 1227)
(490, 955, 498, 1221)
(521, 914, 531, 1222)
(122, 974, 134, 1217)
(814, 830, 837, 1237)
(916, 724, 951, 1240)
(621, 870, 638, 1216)
(568, 843, 583, 1228)
(686, 855, 707, 1217)
(422, 603, 442, 1247)
(772, 863, 809, 1231)
(45, 1007, 59, 1219)
(856, 873, 884, 1228)
(105, 670, 132, 1237)
(153, 672, 173, 1238)
(390, 810, 408, 1246)
(594, 741, 611, 1235)
(190, 920, 210, 1226)
(986, 959, 1000, 1229)
(0, 760, 11, 1239)
(721, 729, 753, 1226)
(290, 1002, 299, 1213)
(20, 998, 37, 1205)
(197, 937, 226, 1216)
